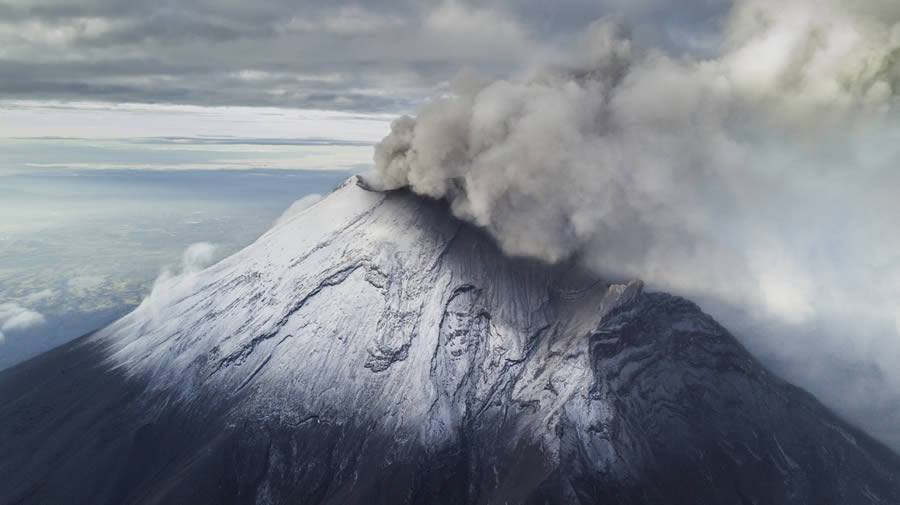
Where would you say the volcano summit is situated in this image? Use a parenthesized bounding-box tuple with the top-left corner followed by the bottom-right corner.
(1, 177, 899, 505)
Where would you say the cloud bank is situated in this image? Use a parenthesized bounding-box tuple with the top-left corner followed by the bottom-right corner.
(376, 0, 900, 447)
(0, 0, 727, 111)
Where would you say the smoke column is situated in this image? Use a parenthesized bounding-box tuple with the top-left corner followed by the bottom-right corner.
(375, 0, 900, 448)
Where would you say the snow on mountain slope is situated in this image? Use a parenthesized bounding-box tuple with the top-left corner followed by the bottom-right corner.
(93, 175, 643, 456)
(1, 175, 899, 505)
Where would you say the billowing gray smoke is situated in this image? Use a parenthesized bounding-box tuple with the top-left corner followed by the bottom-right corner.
(376, 0, 900, 448)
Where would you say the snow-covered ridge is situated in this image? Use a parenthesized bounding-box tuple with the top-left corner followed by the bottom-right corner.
(94, 176, 642, 446)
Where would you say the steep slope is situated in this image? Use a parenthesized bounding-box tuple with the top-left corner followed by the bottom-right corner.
(1, 176, 899, 505)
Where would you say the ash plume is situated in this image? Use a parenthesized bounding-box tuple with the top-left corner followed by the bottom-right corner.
(375, 0, 900, 446)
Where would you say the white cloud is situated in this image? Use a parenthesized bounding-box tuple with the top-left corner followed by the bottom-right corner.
(24, 146, 372, 171)
(234, 70, 271, 82)
(23, 288, 58, 304)
(273, 194, 324, 228)
(0, 100, 391, 143)
(181, 243, 217, 274)
(136, 243, 219, 328)
(0, 302, 47, 343)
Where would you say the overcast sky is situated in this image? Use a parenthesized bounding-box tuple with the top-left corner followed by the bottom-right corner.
(0, 0, 729, 114)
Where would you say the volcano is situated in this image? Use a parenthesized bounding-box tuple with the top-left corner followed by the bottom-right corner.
(2, 176, 899, 505)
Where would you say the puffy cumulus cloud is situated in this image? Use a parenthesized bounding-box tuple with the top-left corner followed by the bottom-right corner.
(376, 1, 900, 447)
(0, 302, 47, 343)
